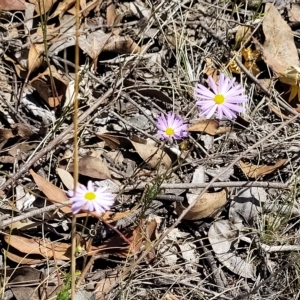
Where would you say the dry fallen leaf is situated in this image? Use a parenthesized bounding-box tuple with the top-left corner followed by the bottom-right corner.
(56, 168, 75, 190)
(30, 169, 71, 214)
(97, 133, 171, 170)
(49, 0, 76, 19)
(29, 0, 58, 15)
(4, 235, 70, 260)
(131, 141, 172, 170)
(67, 156, 111, 180)
(176, 189, 227, 220)
(78, 30, 111, 60)
(240, 159, 286, 179)
(30, 66, 69, 107)
(188, 120, 231, 135)
(208, 220, 256, 280)
(263, 3, 299, 71)
(0, 0, 25, 10)
(4, 249, 46, 265)
(28, 43, 44, 72)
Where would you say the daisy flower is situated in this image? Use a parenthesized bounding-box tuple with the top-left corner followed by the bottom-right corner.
(67, 181, 114, 215)
(195, 73, 248, 119)
(157, 112, 189, 141)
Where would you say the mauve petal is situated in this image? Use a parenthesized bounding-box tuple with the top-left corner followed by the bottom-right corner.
(225, 85, 244, 97)
(228, 77, 236, 89)
(95, 187, 108, 194)
(70, 196, 86, 202)
(158, 114, 168, 128)
(72, 201, 85, 214)
(172, 118, 181, 129)
(198, 102, 216, 110)
(202, 105, 217, 119)
(195, 85, 215, 99)
(72, 205, 82, 214)
(87, 181, 94, 192)
(222, 106, 237, 119)
(167, 112, 175, 126)
(224, 103, 244, 112)
(67, 190, 74, 197)
(85, 201, 94, 211)
(208, 76, 218, 94)
(217, 106, 224, 119)
(226, 96, 248, 103)
(219, 74, 225, 88)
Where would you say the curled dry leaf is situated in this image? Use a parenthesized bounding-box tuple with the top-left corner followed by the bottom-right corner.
(4, 249, 46, 265)
(95, 269, 122, 299)
(29, 0, 58, 15)
(78, 31, 111, 60)
(49, 0, 76, 19)
(131, 141, 171, 170)
(262, 4, 299, 73)
(28, 43, 44, 72)
(56, 168, 75, 190)
(188, 120, 231, 135)
(97, 133, 172, 170)
(30, 169, 71, 214)
(30, 66, 69, 107)
(4, 235, 71, 261)
(176, 189, 227, 220)
(240, 158, 286, 179)
(67, 156, 111, 180)
(229, 187, 265, 229)
(208, 220, 256, 280)
(131, 216, 160, 260)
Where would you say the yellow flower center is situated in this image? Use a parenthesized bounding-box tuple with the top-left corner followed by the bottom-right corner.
(84, 192, 96, 201)
(165, 127, 175, 136)
(213, 94, 225, 104)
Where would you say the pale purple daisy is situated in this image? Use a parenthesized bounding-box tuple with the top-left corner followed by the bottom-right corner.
(195, 73, 247, 119)
(157, 112, 189, 141)
(67, 181, 114, 215)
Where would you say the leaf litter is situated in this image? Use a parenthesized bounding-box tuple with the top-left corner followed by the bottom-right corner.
(0, 0, 300, 299)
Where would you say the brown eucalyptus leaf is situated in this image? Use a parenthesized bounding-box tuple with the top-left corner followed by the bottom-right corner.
(78, 31, 111, 60)
(28, 43, 44, 72)
(68, 156, 111, 179)
(56, 168, 74, 190)
(188, 120, 230, 135)
(4, 235, 70, 260)
(4, 249, 46, 265)
(29, 0, 58, 15)
(95, 270, 122, 299)
(240, 159, 286, 178)
(176, 189, 227, 220)
(49, 0, 75, 18)
(262, 3, 299, 72)
(30, 66, 69, 107)
(0, 0, 25, 10)
(96, 132, 132, 150)
(131, 140, 172, 170)
(30, 169, 71, 213)
(103, 35, 142, 54)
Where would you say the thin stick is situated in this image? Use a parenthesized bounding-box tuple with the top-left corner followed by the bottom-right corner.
(123, 181, 288, 191)
(0, 201, 71, 228)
